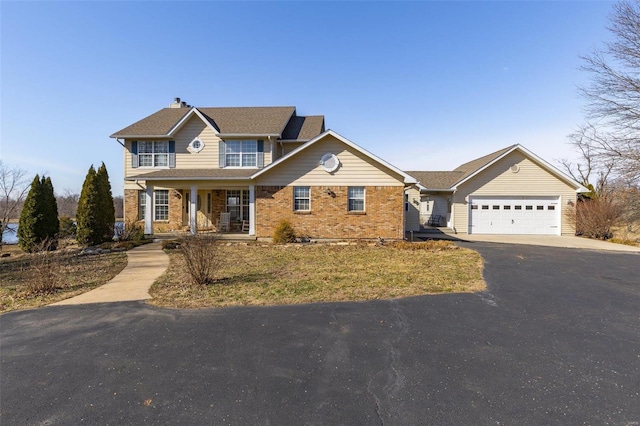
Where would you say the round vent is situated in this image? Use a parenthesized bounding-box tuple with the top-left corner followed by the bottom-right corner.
(319, 153, 340, 173)
(510, 164, 520, 173)
(189, 137, 204, 153)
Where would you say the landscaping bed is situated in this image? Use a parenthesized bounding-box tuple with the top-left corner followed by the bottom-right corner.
(150, 240, 485, 309)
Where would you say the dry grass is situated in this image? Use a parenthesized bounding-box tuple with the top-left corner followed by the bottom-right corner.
(0, 247, 127, 313)
(150, 240, 485, 309)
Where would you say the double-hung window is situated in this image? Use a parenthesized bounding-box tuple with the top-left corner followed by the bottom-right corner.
(154, 190, 169, 221)
(225, 140, 257, 167)
(294, 186, 310, 211)
(348, 187, 365, 212)
(138, 141, 169, 167)
(226, 190, 249, 221)
(138, 190, 146, 221)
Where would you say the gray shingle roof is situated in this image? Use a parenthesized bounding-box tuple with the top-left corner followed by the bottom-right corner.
(111, 108, 191, 137)
(111, 106, 304, 138)
(407, 145, 517, 190)
(126, 169, 254, 180)
(281, 115, 325, 140)
(405, 171, 463, 189)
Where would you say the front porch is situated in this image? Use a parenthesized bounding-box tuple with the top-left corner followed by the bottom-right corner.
(130, 184, 257, 236)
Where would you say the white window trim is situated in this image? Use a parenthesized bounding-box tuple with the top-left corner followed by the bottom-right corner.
(138, 140, 170, 169)
(225, 140, 258, 168)
(154, 189, 169, 221)
(293, 186, 311, 212)
(188, 137, 205, 153)
(348, 186, 366, 212)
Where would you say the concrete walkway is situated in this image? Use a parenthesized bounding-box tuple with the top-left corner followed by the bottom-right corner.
(413, 232, 640, 253)
(50, 241, 168, 306)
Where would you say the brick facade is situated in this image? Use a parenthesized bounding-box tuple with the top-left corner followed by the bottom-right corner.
(255, 186, 404, 239)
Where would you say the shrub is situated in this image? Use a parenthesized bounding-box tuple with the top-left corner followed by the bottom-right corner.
(117, 220, 145, 242)
(180, 234, 221, 285)
(566, 196, 623, 240)
(273, 220, 297, 244)
(26, 239, 62, 294)
(18, 175, 59, 252)
(59, 217, 77, 238)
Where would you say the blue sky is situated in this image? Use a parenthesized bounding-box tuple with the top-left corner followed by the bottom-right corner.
(1, 1, 614, 197)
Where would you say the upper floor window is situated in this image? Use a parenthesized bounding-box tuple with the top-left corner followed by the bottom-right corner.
(139, 141, 169, 167)
(225, 140, 257, 167)
(219, 140, 264, 168)
(132, 140, 175, 169)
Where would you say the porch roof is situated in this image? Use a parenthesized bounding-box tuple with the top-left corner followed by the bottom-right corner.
(126, 168, 254, 181)
(405, 171, 463, 190)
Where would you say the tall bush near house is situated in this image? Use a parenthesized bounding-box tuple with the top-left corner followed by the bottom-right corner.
(96, 163, 115, 242)
(18, 175, 59, 252)
(76, 166, 101, 246)
(273, 219, 296, 244)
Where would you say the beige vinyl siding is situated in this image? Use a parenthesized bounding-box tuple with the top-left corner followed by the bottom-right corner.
(124, 115, 273, 177)
(281, 142, 305, 156)
(404, 187, 420, 231)
(255, 135, 404, 186)
(452, 151, 578, 235)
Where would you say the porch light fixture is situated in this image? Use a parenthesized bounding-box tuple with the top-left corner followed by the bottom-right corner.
(326, 188, 336, 197)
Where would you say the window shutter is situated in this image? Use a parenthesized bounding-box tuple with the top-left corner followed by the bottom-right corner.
(131, 141, 138, 168)
(257, 140, 264, 168)
(169, 140, 176, 168)
(219, 140, 226, 168)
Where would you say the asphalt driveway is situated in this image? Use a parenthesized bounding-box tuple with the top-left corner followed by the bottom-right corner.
(1, 243, 639, 425)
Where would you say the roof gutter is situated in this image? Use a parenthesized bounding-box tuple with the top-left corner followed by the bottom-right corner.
(115, 138, 125, 147)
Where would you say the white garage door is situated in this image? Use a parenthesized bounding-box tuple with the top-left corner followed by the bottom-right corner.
(469, 196, 560, 235)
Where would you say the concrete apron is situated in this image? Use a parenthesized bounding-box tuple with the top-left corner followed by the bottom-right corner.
(50, 241, 169, 306)
(454, 234, 640, 253)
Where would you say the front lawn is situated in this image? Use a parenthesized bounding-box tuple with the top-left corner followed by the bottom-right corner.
(150, 240, 485, 308)
(0, 245, 128, 313)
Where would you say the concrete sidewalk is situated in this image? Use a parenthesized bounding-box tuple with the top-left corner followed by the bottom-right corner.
(50, 241, 168, 306)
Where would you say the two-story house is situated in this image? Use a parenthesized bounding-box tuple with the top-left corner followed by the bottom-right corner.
(111, 98, 417, 239)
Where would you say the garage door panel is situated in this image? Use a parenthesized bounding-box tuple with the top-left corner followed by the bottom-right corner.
(469, 197, 560, 235)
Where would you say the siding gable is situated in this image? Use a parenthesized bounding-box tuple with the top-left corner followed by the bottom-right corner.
(254, 135, 404, 187)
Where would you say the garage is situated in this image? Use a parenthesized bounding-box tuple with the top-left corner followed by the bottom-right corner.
(469, 196, 560, 235)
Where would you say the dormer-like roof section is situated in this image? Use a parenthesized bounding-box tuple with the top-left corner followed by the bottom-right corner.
(452, 145, 516, 182)
(111, 106, 304, 138)
(281, 115, 326, 141)
(405, 171, 463, 190)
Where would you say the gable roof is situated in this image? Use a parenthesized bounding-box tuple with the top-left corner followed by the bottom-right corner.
(252, 130, 417, 184)
(110, 106, 323, 139)
(408, 144, 588, 192)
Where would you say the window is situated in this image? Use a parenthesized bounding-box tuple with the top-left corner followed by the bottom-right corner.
(138, 190, 146, 221)
(548, 205, 555, 211)
(492, 205, 500, 210)
(294, 186, 310, 211)
(207, 193, 212, 214)
(514, 205, 522, 210)
(348, 187, 365, 212)
(537, 205, 544, 210)
(482, 205, 489, 210)
(154, 190, 169, 220)
(471, 205, 478, 210)
(226, 190, 249, 221)
(138, 141, 169, 167)
(504, 205, 511, 210)
(225, 140, 257, 167)
(525, 205, 533, 210)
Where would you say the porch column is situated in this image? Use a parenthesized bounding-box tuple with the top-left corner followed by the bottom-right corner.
(249, 185, 255, 236)
(190, 185, 197, 234)
(144, 184, 153, 235)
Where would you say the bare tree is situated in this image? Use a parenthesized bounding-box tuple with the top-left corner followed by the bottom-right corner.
(113, 195, 124, 219)
(56, 188, 79, 218)
(0, 161, 30, 251)
(574, 0, 640, 184)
